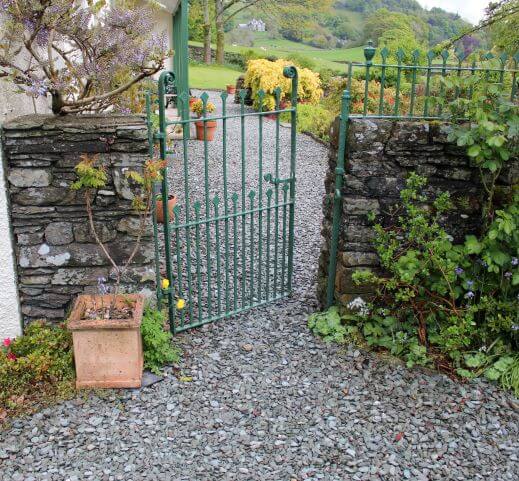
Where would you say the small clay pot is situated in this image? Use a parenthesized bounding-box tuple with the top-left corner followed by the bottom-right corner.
(195, 120, 218, 141)
(226, 84, 236, 95)
(155, 195, 177, 224)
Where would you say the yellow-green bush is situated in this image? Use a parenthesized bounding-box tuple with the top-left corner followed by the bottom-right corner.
(244, 58, 323, 111)
(0, 322, 75, 415)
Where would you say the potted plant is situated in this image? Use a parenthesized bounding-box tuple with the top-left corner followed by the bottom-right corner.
(155, 193, 177, 224)
(189, 96, 199, 109)
(227, 84, 237, 95)
(68, 154, 165, 389)
(191, 99, 218, 141)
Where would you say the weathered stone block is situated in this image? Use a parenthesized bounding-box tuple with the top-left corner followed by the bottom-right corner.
(8, 168, 52, 187)
(74, 222, 117, 243)
(45, 222, 74, 245)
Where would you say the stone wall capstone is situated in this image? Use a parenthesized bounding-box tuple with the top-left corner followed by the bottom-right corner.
(318, 118, 519, 307)
(2, 114, 155, 325)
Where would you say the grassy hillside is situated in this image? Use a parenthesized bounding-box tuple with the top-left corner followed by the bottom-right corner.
(190, 36, 365, 73)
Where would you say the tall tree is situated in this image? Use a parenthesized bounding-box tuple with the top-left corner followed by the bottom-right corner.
(213, 0, 333, 64)
(203, 0, 212, 64)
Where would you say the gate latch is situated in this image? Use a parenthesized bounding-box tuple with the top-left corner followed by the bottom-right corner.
(264, 173, 292, 185)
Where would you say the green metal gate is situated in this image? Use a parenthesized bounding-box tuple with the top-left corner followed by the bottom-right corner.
(147, 68, 299, 333)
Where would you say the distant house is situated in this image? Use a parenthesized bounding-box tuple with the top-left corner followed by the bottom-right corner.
(238, 18, 266, 32)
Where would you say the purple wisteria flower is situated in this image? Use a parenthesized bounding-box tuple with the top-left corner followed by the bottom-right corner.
(466, 280, 474, 288)
(504, 271, 513, 279)
(455, 267, 464, 276)
(512, 257, 518, 267)
(512, 325, 519, 331)
(97, 277, 109, 295)
(465, 291, 475, 299)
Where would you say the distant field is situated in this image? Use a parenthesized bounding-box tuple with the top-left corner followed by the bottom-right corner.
(189, 63, 242, 90)
(190, 35, 365, 73)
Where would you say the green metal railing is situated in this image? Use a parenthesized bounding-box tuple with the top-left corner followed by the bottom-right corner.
(147, 68, 299, 333)
(325, 42, 519, 307)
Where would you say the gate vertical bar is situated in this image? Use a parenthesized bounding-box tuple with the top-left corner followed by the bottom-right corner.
(326, 90, 351, 308)
(284, 67, 299, 293)
(145, 92, 163, 309)
(157, 71, 176, 327)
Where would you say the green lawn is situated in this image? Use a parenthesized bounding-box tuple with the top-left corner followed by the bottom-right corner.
(189, 63, 243, 91)
(190, 36, 365, 73)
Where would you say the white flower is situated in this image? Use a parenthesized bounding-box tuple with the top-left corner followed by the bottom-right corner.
(348, 297, 370, 316)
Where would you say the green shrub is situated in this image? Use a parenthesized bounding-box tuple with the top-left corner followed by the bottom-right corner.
(141, 307, 180, 375)
(281, 103, 335, 142)
(0, 322, 75, 414)
(244, 58, 323, 111)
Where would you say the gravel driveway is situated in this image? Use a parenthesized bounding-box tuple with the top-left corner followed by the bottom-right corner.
(1, 91, 518, 481)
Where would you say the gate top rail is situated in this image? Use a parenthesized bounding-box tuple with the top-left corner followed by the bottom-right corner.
(343, 41, 519, 121)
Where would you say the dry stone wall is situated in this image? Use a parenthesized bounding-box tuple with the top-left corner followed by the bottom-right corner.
(2, 114, 155, 324)
(318, 118, 519, 306)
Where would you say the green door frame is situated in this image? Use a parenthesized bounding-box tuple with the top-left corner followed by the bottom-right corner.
(172, 0, 189, 101)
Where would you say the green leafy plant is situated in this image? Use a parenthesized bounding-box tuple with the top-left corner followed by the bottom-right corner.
(0, 323, 75, 418)
(71, 154, 166, 308)
(441, 76, 519, 226)
(141, 307, 180, 375)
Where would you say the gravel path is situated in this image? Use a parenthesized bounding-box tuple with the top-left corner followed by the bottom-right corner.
(1, 91, 518, 481)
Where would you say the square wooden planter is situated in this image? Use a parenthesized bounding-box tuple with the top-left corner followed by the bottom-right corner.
(68, 294, 144, 389)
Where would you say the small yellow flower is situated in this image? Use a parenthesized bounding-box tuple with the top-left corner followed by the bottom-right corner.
(176, 298, 185, 310)
(161, 278, 170, 289)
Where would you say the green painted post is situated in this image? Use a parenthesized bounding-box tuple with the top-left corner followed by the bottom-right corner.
(512, 52, 519, 101)
(220, 92, 230, 314)
(409, 49, 420, 117)
(394, 48, 404, 117)
(379, 48, 388, 115)
(363, 41, 376, 116)
(326, 90, 351, 308)
(257, 90, 265, 302)
(273, 87, 281, 297)
(145, 92, 163, 308)
(157, 71, 176, 329)
(424, 51, 434, 117)
(172, 0, 189, 98)
(284, 66, 298, 293)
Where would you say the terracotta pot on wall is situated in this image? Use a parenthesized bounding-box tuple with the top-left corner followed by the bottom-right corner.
(226, 84, 236, 95)
(155, 195, 177, 224)
(68, 294, 144, 389)
(195, 120, 218, 141)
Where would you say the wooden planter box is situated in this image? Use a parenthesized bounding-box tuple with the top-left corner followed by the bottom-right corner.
(69, 294, 144, 389)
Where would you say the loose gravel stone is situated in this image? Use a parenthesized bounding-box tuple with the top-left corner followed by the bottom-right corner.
(1, 91, 518, 481)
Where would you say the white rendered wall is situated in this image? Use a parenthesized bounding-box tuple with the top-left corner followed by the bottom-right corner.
(0, 143, 22, 339)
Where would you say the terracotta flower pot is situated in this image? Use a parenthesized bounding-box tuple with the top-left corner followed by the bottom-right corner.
(189, 97, 198, 109)
(226, 84, 236, 95)
(68, 294, 144, 389)
(155, 195, 177, 224)
(195, 120, 218, 141)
